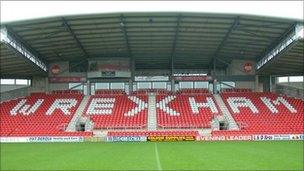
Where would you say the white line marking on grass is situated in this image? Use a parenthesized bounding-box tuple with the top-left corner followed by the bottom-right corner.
(154, 143, 163, 171)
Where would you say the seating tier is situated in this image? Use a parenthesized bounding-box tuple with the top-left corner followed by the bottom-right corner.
(0, 93, 91, 136)
(220, 92, 304, 134)
(84, 94, 148, 129)
(157, 94, 220, 128)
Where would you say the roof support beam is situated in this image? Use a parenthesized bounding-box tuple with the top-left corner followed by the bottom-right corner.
(1, 26, 48, 72)
(61, 17, 89, 59)
(209, 16, 240, 82)
(120, 14, 134, 81)
(256, 22, 298, 61)
(170, 14, 182, 76)
(209, 16, 240, 66)
(256, 23, 303, 72)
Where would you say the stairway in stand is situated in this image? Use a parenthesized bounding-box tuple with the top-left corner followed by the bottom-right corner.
(213, 94, 239, 130)
(66, 95, 90, 131)
(147, 93, 157, 130)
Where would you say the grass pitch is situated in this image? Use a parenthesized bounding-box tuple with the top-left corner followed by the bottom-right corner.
(1, 141, 303, 170)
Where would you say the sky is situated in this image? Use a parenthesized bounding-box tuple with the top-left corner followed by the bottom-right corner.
(1, 1, 303, 23)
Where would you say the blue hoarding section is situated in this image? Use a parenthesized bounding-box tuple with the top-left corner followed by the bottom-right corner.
(106, 136, 147, 142)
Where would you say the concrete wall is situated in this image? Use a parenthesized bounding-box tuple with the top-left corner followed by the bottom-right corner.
(0, 76, 48, 102)
(235, 81, 255, 89)
(259, 76, 270, 92)
(275, 84, 304, 99)
(0, 87, 29, 102)
(49, 83, 70, 91)
(278, 82, 304, 90)
(0, 85, 29, 93)
(28, 76, 47, 93)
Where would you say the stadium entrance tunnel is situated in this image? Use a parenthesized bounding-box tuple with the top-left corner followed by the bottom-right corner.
(76, 122, 86, 132)
(219, 121, 228, 130)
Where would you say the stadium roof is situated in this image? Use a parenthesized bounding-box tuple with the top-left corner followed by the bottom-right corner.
(0, 12, 303, 77)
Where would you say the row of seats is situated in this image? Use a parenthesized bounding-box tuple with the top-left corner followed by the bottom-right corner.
(108, 130, 199, 137)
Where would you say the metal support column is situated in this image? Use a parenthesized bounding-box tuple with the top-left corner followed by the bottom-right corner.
(169, 14, 181, 93)
(171, 78, 175, 92)
(255, 75, 259, 92)
(87, 80, 91, 95)
(269, 75, 273, 92)
(45, 77, 49, 93)
(213, 57, 217, 94)
(129, 79, 133, 94)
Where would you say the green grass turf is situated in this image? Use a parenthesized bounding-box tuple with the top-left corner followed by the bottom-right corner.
(1, 141, 303, 170)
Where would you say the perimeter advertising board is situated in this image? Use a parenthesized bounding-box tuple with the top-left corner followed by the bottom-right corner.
(147, 136, 196, 142)
(106, 136, 147, 142)
(201, 135, 252, 141)
(1, 136, 84, 143)
(201, 134, 304, 141)
(28, 136, 84, 143)
(253, 134, 304, 141)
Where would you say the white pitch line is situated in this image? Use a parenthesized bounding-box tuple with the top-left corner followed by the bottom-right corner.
(154, 143, 163, 171)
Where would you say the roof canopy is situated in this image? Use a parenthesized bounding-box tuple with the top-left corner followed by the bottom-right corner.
(0, 12, 302, 77)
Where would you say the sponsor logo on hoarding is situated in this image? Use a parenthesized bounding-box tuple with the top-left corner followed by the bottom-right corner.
(202, 134, 304, 141)
(28, 136, 84, 143)
(1, 136, 84, 143)
(289, 134, 304, 140)
(147, 136, 196, 142)
(202, 135, 252, 141)
(106, 136, 147, 142)
(253, 135, 274, 141)
(0, 137, 29, 143)
(273, 135, 290, 140)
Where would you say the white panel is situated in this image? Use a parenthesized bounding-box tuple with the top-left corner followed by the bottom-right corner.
(152, 82, 166, 89)
(111, 83, 124, 89)
(179, 81, 193, 89)
(137, 82, 151, 89)
(194, 81, 208, 88)
(96, 83, 109, 89)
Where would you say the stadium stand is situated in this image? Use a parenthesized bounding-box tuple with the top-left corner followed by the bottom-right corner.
(0, 92, 92, 136)
(0, 12, 303, 142)
(219, 92, 304, 134)
(84, 94, 148, 129)
(1, 90, 303, 137)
